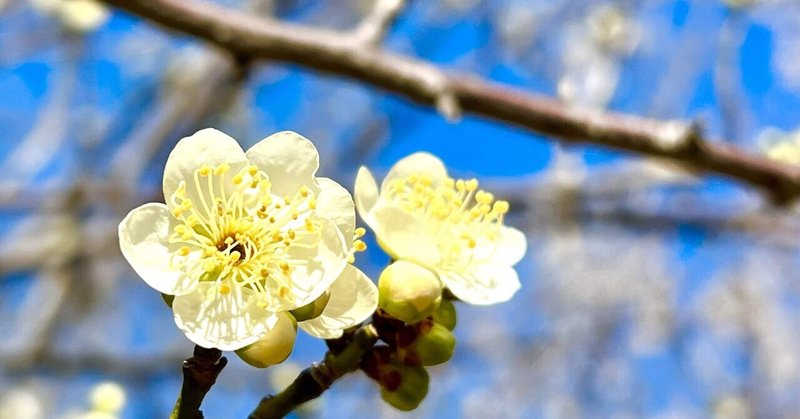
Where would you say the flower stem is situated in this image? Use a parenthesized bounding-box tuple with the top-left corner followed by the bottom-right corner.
(171, 345, 228, 419)
(248, 324, 378, 419)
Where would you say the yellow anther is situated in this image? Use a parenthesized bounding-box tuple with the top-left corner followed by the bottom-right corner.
(269, 216, 276, 223)
(260, 268, 269, 277)
(299, 186, 310, 197)
(353, 240, 367, 252)
(229, 251, 242, 263)
(203, 260, 218, 272)
(219, 283, 231, 295)
(291, 211, 299, 220)
(305, 218, 316, 232)
(279, 287, 289, 298)
(287, 230, 296, 240)
(214, 163, 230, 176)
(444, 178, 455, 188)
(476, 190, 494, 205)
(185, 214, 200, 226)
(248, 165, 258, 176)
(250, 179, 259, 188)
(279, 261, 290, 272)
(308, 198, 317, 210)
(198, 165, 212, 177)
(180, 199, 193, 210)
(465, 178, 479, 191)
(171, 208, 183, 218)
(493, 200, 510, 214)
(463, 236, 477, 249)
(354, 227, 366, 238)
(179, 246, 191, 256)
(232, 173, 244, 185)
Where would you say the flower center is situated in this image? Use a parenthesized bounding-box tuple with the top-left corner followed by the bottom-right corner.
(167, 163, 321, 310)
(386, 174, 509, 267)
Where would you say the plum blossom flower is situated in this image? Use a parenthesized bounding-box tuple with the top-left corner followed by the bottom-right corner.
(29, 0, 109, 33)
(355, 153, 526, 305)
(119, 129, 376, 350)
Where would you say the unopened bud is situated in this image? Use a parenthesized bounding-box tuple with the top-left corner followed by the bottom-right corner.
(379, 363, 429, 411)
(290, 290, 331, 321)
(379, 261, 442, 324)
(432, 299, 457, 330)
(406, 322, 455, 366)
(236, 312, 297, 368)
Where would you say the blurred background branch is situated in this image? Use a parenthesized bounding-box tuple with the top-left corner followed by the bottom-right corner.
(4, 0, 800, 418)
(100, 0, 800, 204)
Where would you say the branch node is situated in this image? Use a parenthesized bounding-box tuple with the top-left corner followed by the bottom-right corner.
(436, 91, 462, 123)
(655, 119, 703, 155)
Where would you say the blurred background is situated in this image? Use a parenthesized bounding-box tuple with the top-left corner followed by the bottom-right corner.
(2, 0, 800, 417)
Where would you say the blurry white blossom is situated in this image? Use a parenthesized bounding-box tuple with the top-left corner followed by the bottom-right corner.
(0, 388, 44, 419)
(29, 0, 109, 33)
(758, 126, 800, 165)
(558, 4, 640, 109)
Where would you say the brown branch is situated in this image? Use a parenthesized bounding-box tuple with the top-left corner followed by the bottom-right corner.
(249, 325, 378, 419)
(171, 346, 228, 419)
(98, 0, 800, 204)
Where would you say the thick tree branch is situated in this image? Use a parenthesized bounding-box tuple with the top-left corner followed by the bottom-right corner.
(99, 0, 800, 203)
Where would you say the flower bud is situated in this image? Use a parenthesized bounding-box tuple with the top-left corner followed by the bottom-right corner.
(378, 261, 442, 324)
(432, 299, 457, 330)
(405, 322, 455, 366)
(379, 363, 429, 411)
(290, 290, 331, 321)
(235, 312, 297, 368)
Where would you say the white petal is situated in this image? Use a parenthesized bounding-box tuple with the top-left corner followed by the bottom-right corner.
(380, 152, 448, 196)
(354, 166, 379, 221)
(299, 265, 377, 339)
(316, 177, 355, 249)
(118, 203, 195, 295)
(246, 131, 320, 197)
(491, 226, 527, 266)
(281, 218, 349, 310)
(439, 264, 521, 305)
(172, 282, 278, 351)
(162, 128, 248, 204)
(371, 204, 441, 266)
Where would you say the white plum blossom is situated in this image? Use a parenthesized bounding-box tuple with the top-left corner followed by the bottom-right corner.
(119, 129, 376, 350)
(29, 0, 110, 33)
(355, 152, 527, 305)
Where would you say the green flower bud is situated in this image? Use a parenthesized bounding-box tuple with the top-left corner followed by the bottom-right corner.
(290, 290, 331, 321)
(407, 322, 455, 366)
(378, 261, 442, 324)
(379, 363, 429, 411)
(432, 299, 457, 330)
(235, 312, 297, 368)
